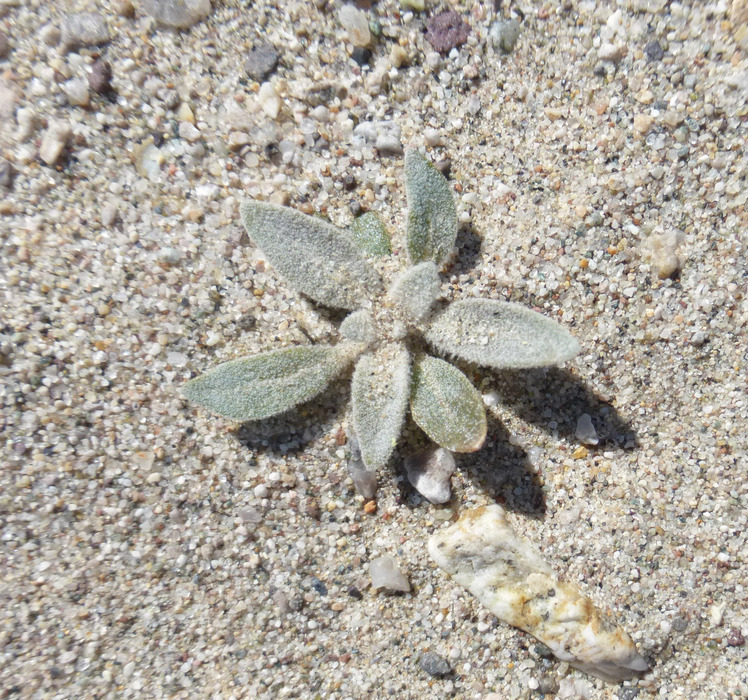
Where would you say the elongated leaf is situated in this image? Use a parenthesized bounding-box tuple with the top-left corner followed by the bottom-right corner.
(240, 200, 382, 310)
(340, 309, 377, 345)
(389, 261, 441, 322)
(410, 355, 486, 452)
(425, 299, 581, 370)
(350, 212, 391, 257)
(351, 343, 411, 470)
(405, 150, 457, 265)
(183, 345, 351, 421)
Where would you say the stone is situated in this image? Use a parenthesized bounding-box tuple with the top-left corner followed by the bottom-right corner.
(575, 413, 599, 446)
(60, 13, 110, 50)
(732, 0, 748, 49)
(400, 0, 425, 11)
(489, 19, 521, 53)
(426, 11, 470, 54)
(633, 113, 655, 134)
(598, 42, 623, 64)
(258, 82, 281, 119)
(88, 60, 113, 94)
(404, 447, 455, 504)
(244, 44, 279, 82)
(63, 78, 90, 107)
(339, 4, 371, 47)
(39, 121, 71, 166)
(0, 30, 9, 58)
(347, 434, 377, 499)
(142, 0, 211, 29)
(419, 651, 451, 677)
(369, 555, 410, 593)
(429, 505, 649, 682)
(644, 40, 664, 61)
(353, 120, 402, 154)
(0, 158, 15, 189)
(178, 121, 201, 142)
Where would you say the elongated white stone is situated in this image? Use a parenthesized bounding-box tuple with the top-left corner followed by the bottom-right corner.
(428, 505, 649, 682)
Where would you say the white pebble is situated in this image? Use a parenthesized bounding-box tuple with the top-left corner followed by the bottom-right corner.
(63, 78, 90, 107)
(369, 555, 410, 592)
(339, 4, 371, 47)
(258, 82, 281, 120)
(575, 413, 599, 445)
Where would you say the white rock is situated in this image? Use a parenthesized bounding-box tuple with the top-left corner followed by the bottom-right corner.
(598, 42, 623, 63)
(575, 413, 599, 445)
(39, 121, 71, 165)
(178, 121, 201, 142)
(429, 505, 649, 682)
(404, 447, 455, 504)
(339, 4, 371, 47)
(258, 82, 281, 120)
(63, 78, 90, 107)
(142, 0, 211, 29)
(15, 107, 38, 141)
(369, 555, 410, 592)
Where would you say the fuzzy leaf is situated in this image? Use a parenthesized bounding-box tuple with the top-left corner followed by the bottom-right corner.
(425, 299, 581, 370)
(183, 345, 351, 421)
(352, 343, 411, 470)
(410, 355, 486, 452)
(389, 261, 442, 323)
(405, 150, 458, 265)
(240, 200, 381, 310)
(350, 212, 391, 257)
(340, 309, 377, 346)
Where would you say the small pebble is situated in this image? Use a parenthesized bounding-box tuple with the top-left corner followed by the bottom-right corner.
(426, 11, 470, 54)
(419, 651, 451, 677)
(575, 414, 599, 446)
(0, 30, 9, 59)
(39, 121, 71, 166)
(63, 78, 90, 107)
(244, 43, 279, 82)
(404, 447, 455, 504)
(0, 159, 15, 189)
(369, 555, 410, 593)
(598, 42, 623, 64)
(351, 46, 372, 66)
(633, 113, 655, 134)
(142, 0, 212, 29)
(645, 40, 664, 61)
(489, 19, 520, 53)
(258, 82, 281, 119)
(339, 5, 371, 47)
(178, 121, 201, 142)
(60, 13, 110, 50)
(400, 0, 425, 11)
(89, 60, 113, 94)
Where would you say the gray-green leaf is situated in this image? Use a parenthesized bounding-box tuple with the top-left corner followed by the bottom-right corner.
(240, 200, 382, 310)
(410, 355, 486, 452)
(389, 261, 441, 323)
(351, 343, 411, 470)
(405, 150, 458, 265)
(340, 309, 377, 346)
(350, 212, 392, 257)
(425, 299, 581, 369)
(183, 345, 351, 421)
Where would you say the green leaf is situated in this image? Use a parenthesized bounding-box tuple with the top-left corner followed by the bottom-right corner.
(183, 345, 352, 421)
(425, 299, 581, 370)
(350, 212, 391, 257)
(351, 343, 411, 470)
(240, 200, 382, 311)
(404, 150, 458, 265)
(389, 261, 441, 323)
(340, 309, 377, 346)
(410, 355, 486, 453)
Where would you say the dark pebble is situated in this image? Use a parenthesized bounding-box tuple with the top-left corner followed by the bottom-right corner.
(244, 43, 279, 82)
(351, 46, 372, 66)
(88, 59, 113, 94)
(343, 174, 357, 191)
(672, 616, 688, 631)
(538, 676, 560, 694)
(435, 159, 451, 178)
(0, 159, 15, 189)
(645, 40, 664, 61)
(419, 651, 451, 677)
(0, 30, 10, 59)
(534, 643, 554, 659)
(425, 11, 470, 54)
(617, 688, 640, 700)
(349, 201, 363, 217)
(727, 628, 745, 647)
(347, 585, 363, 600)
(311, 578, 328, 596)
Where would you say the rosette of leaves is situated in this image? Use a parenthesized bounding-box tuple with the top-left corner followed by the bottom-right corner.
(184, 150, 580, 474)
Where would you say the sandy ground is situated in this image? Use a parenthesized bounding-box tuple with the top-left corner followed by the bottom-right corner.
(1, 0, 746, 698)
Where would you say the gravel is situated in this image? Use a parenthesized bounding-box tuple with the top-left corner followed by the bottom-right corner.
(0, 0, 746, 698)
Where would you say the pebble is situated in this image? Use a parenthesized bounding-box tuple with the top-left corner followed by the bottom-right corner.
(645, 40, 664, 61)
(575, 413, 598, 446)
(390, 45, 409, 68)
(404, 447, 455, 504)
(63, 78, 90, 107)
(142, 0, 212, 29)
(369, 555, 410, 593)
(400, 0, 425, 11)
(88, 60, 113, 94)
(339, 4, 371, 47)
(351, 46, 372, 67)
(426, 11, 470, 54)
(258, 82, 281, 119)
(39, 121, 71, 165)
(0, 30, 9, 59)
(731, 0, 748, 49)
(352, 120, 402, 154)
(178, 121, 201, 142)
(60, 13, 110, 50)
(347, 435, 377, 499)
(0, 158, 15, 189)
(489, 19, 521, 53)
(419, 651, 451, 677)
(633, 113, 655, 134)
(429, 506, 649, 682)
(244, 43, 279, 82)
(598, 42, 623, 64)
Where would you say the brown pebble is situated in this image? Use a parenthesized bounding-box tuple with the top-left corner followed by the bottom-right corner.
(89, 59, 113, 94)
(363, 500, 377, 514)
(727, 628, 744, 646)
(0, 30, 10, 59)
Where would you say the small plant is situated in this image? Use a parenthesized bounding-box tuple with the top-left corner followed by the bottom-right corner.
(184, 150, 580, 473)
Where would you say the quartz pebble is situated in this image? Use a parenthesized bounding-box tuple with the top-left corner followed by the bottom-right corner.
(258, 82, 281, 119)
(575, 413, 599, 446)
(63, 78, 90, 107)
(60, 13, 110, 50)
(404, 447, 455, 504)
(489, 19, 520, 53)
(369, 555, 410, 593)
(429, 506, 649, 682)
(339, 5, 371, 47)
(143, 0, 212, 29)
(39, 121, 71, 165)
